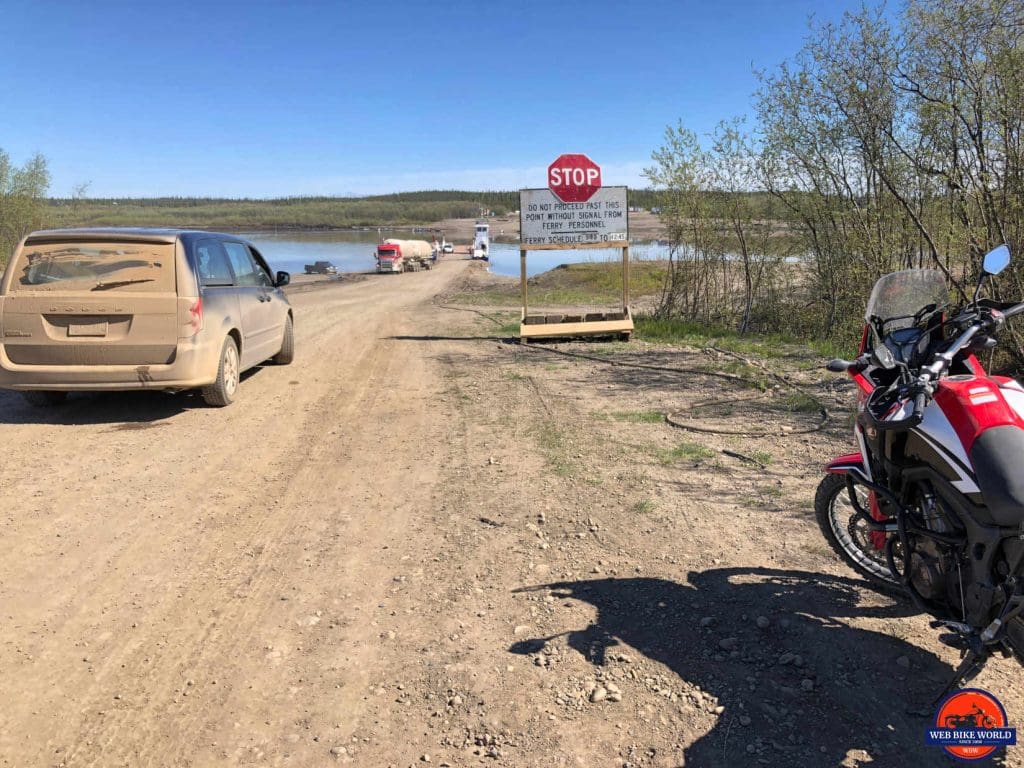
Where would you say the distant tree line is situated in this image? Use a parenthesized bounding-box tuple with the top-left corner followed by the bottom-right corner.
(647, 0, 1024, 351)
(40, 189, 663, 233)
(46, 197, 501, 229)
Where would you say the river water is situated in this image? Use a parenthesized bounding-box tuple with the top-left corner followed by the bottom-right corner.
(242, 231, 672, 279)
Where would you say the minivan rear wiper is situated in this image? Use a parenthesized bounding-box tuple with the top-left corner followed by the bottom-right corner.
(92, 278, 155, 291)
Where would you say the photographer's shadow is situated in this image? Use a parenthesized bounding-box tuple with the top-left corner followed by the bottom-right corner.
(512, 568, 970, 767)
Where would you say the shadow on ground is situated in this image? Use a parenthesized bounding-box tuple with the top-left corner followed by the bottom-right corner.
(0, 366, 269, 426)
(512, 568, 984, 767)
(385, 335, 513, 343)
(0, 388, 193, 426)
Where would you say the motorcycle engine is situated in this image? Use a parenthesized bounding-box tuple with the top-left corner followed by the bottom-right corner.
(908, 492, 955, 601)
(908, 493, 999, 624)
(910, 539, 949, 600)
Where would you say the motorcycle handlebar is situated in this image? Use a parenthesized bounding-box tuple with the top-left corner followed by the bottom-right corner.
(867, 387, 928, 432)
(863, 379, 927, 432)
(825, 354, 870, 373)
(1005, 302, 1024, 318)
(925, 323, 982, 377)
(826, 358, 856, 373)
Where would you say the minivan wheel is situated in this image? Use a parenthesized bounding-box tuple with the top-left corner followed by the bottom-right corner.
(22, 391, 68, 407)
(202, 336, 240, 407)
(272, 316, 295, 365)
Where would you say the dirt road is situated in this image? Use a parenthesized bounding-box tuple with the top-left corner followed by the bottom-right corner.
(1, 259, 1021, 767)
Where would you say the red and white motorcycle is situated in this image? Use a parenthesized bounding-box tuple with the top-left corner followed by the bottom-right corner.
(817, 244, 1024, 695)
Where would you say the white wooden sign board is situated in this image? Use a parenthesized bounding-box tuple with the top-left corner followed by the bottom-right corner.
(519, 186, 628, 248)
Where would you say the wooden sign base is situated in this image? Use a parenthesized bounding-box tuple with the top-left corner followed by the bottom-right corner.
(518, 242, 633, 343)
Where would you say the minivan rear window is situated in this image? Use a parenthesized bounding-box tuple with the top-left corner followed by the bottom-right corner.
(11, 241, 176, 292)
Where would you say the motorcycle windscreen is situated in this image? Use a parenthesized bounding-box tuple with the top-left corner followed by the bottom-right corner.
(865, 269, 949, 328)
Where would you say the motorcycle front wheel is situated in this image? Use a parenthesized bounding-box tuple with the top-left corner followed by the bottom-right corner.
(814, 473, 902, 592)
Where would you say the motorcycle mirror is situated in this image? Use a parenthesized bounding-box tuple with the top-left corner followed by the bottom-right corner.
(983, 244, 1010, 276)
(872, 344, 897, 370)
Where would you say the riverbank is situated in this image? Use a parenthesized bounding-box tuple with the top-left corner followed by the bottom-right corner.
(44, 199, 668, 243)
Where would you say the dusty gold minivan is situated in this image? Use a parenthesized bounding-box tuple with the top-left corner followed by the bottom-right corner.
(0, 229, 294, 407)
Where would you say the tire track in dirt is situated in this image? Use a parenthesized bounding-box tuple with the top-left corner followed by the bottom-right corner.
(67, 339, 392, 767)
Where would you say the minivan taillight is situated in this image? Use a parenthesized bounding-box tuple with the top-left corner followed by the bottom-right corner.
(186, 298, 203, 337)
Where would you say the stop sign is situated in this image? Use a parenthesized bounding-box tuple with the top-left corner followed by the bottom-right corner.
(548, 154, 602, 203)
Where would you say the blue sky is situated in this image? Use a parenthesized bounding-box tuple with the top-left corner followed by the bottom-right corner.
(2, 0, 872, 197)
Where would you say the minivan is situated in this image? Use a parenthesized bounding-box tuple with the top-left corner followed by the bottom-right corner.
(0, 228, 293, 407)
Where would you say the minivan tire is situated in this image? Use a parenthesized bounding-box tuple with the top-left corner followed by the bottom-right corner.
(202, 336, 240, 407)
(273, 316, 295, 365)
(22, 391, 68, 407)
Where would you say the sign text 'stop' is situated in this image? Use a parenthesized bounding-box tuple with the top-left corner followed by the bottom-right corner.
(548, 154, 602, 203)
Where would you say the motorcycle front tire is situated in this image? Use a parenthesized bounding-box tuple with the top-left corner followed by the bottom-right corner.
(814, 473, 903, 595)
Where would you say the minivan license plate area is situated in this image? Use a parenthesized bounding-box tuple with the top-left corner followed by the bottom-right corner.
(42, 314, 130, 341)
(67, 321, 109, 337)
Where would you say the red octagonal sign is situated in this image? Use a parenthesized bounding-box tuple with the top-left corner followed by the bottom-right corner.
(548, 154, 602, 203)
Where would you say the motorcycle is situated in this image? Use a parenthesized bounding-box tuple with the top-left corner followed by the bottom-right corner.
(944, 706, 997, 730)
(816, 244, 1024, 697)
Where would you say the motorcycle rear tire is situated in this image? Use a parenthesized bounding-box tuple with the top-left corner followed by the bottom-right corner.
(814, 473, 903, 594)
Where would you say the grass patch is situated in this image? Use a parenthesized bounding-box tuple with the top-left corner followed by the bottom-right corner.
(532, 423, 574, 477)
(615, 468, 651, 489)
(451, 261, 669, 307)
(634, 315, 847, 359)
(779, 391, 822, 413)
(611, 410, 664, 424)
(751, 450, 774, 465)
(657, 441, 715, 464)
(464, 309, 519, 338)
(633, 499, 656, 515)
(707, 359, 771, 389)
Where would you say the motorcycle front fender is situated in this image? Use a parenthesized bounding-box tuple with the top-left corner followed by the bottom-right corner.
(825, 452, 865, 475)
(824, 453, 886, 548)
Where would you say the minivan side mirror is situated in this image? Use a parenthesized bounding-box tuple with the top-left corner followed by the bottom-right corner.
(275, 271, 290, 288)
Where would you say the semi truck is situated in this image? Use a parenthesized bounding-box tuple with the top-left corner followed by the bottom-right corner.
(471, 221, 489, 260)
(375, 239, 434, 273)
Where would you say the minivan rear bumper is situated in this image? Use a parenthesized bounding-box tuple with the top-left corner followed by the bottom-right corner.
(0, 335, 221, 391)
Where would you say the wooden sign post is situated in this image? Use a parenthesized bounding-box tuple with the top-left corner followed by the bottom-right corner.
(518, 170, 632, 342)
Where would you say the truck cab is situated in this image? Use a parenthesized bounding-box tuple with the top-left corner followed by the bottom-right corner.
(376, 244, 403, 273)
